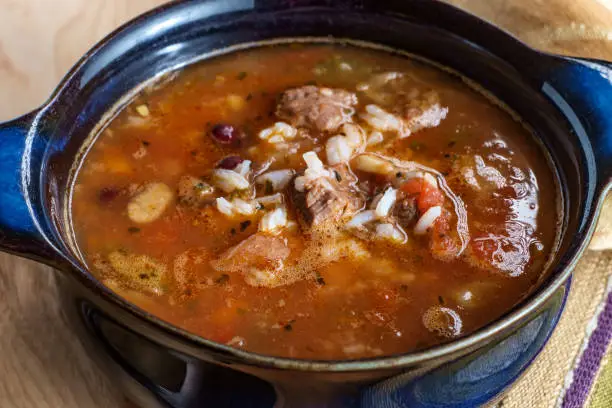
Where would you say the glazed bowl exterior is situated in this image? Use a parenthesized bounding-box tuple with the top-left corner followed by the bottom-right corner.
(0, 1, 611, 407)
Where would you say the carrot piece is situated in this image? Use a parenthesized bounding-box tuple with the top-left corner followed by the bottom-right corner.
(417, 184, 445, 212)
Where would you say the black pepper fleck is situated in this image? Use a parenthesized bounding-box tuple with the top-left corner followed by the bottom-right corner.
(315, 273, 326, 286)
(215, 274, 230, 284)
(283, 320, 296, 332)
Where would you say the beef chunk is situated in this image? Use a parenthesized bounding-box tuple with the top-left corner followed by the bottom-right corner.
(292, 164, 364, 228)
(276, 86, 358, 133)
(395, 195, 418, 228)
(212, 234, 292, 288)
(396, 90, 448, 136)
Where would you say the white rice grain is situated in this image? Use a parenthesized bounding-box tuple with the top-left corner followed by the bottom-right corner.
(414, 206, 442, 235)
(234, 160, 252, 177)
(353, 154, 394, 175)
(232, 198, 256, 215)
(342, 123, 365, 150)
(212, 169, 250, 193)
(255, 193, 284, 207)
(295, 151, 332, 192)
(375, 188, 397, 218)
(259, 206, 288, 234)
(303, 151, 324, 171)
(258, 122, 298, 144)
(375, 223, 407, 243)
(361, 104, 404, 133)
(346, 210, 377, 228)
(255, 169, 295, 192)
(326, 135, 352, 165)
(216, 197, 235, 216)
(367, 131, 384, 146)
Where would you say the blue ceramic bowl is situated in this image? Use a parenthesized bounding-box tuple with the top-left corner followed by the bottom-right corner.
(0, 1, 611, 407)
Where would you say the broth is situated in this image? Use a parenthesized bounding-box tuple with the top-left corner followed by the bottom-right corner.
(71, 44, 559, 359)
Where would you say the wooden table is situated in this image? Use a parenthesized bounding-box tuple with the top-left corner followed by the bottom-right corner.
(1, 1, 611, 407)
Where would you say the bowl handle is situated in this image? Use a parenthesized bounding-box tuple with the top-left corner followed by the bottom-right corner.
(537, 55, 612, 193)
(0, 112, 59, 264)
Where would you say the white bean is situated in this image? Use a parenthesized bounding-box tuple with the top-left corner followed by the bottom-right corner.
(127, 182, 173, 224)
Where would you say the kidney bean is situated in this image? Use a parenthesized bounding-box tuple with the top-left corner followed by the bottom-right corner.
(217, 156, 244, 170)
(211, 123, 239, 145)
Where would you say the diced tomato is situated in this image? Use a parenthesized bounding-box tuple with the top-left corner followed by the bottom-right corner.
(401, 179, 445, 212)
(429, 234, 458, 262)
(417, 184, 445, 213)
(400, 178, 424, 195)
(428, 212, 458, 261)
(432, 210, 451, 234)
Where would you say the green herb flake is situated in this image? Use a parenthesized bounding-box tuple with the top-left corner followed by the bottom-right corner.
(438, 295, 445, 305)
(283, 319, 296, 332)
(128, 227, 141, 234)
(236, 71, 247, 80)
(246, 93, 253, 101)
(142, 140, 151, 147)
(334, 171, 342, 182)
(230, 228, 237, 235)
(240, 220, 252, 232)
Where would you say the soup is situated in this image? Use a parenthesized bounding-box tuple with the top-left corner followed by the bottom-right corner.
(71, 44, 559, 360)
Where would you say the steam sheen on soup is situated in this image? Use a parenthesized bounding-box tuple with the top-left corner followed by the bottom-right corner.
(71, 44, 559, 360)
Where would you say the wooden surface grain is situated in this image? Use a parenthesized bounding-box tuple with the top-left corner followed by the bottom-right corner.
(0, 1, 611, 407)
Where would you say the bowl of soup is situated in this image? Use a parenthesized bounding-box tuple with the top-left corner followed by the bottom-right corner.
(0, 1, 610, 407)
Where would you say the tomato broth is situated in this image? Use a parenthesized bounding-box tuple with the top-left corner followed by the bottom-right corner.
(71, 44, 559, 359)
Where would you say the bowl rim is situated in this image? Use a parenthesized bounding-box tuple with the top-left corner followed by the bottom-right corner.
(37, 0, 609, 372)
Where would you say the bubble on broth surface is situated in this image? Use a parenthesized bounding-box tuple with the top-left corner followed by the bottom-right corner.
(422, 305, 463, 338)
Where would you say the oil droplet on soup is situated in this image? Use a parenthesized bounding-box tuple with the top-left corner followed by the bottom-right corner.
(71, 44, 559, 359)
